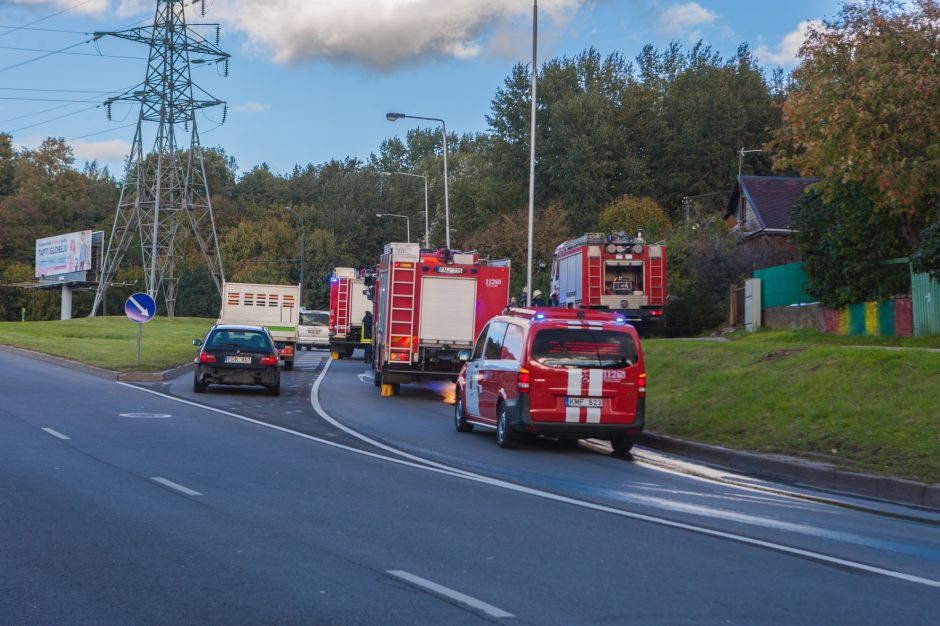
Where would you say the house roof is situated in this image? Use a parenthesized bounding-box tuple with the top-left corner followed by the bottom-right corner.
(725, 175, 819, 231)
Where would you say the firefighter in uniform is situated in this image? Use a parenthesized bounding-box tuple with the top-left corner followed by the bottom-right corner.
(361, 310, 373, 363)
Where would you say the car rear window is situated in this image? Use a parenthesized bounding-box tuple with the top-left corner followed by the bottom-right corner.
(531, 328, 637, 369)
(300, 312, 328, 326)
(206, 330, 272, 352)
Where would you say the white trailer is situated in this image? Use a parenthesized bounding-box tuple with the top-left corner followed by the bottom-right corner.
(219, 282, 300, 370)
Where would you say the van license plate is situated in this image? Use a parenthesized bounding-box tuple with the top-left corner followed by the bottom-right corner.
(224, 356, 251, 364)
(566, 397, 602, 408)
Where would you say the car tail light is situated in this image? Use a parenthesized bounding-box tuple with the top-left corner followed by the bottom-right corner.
(259, 354, 278, 366)
(518, 368, 530, 393)
(638, 372, 646, 397)
(198, 351, 216, 364)
(650, 309, 663, 317)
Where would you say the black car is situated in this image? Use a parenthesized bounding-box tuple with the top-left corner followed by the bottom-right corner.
(193, 324, 281, 395)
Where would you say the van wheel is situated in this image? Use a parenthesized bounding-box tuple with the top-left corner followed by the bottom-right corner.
(610, 436, 634, 455)
(496, 404, 517, 449)
(454, 390, 473, 433)
(284, 360, 294, 371)
(193, 374, 206, 393)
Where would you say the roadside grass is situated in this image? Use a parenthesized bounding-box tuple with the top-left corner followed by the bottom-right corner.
(644, 333, 940, 483)
(0, 317, 213, 372)
(727, 327, 940, 349)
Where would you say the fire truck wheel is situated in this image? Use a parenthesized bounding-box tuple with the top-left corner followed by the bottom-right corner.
(344, 346, 355, 358)
(496, 404, 517, 449)
(454, 391, 473, 433)
(610, 436, 634, 455)
(391, 383, 400, 396)
(373, 371, 381, 387)
(284, 360, 294, 371)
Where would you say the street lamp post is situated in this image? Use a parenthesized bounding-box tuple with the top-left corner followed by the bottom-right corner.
(376, 213, 410, 243)
(385, 112, 450, 248)
(283, 206, 305, 308)
(383, 171, 429, 248)
(526, 0, 538, 307)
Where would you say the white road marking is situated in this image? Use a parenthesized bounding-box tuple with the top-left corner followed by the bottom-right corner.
(118, 376, 940, 591)
(150, 477, 202, 496)
(42, 427, 70, 440)
(357, 372, 374, 384)
(387, 570, 514, 619)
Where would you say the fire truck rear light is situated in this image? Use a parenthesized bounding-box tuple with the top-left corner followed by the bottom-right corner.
(259, 354, 278, 366)
(518, 368, 530, 392)
(650, 309, 663, 317)
(198, 351, 216, 363)
(390, 353, 408, 362)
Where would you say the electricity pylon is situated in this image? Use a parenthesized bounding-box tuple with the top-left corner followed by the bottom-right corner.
(91, 0, 229, 317)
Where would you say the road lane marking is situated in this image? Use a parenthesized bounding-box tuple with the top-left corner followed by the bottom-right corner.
(151, 477, 202, 496)
(41, 427, 70, 440)
(118, 380, 940, 590)
(387, 570, 514, 619)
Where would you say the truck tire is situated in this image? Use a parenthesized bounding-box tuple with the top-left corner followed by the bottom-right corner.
(496, 404, 517, 449)
(284, 360, 294, 371)
(373, 370, 381, 387)
(454, 390, 473, 433)
(610, 436, 634, 455)
(344, 346, 355, 358)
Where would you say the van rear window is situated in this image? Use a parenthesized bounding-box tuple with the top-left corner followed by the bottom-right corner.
(300, 312, 328, 326)
(531, 329, 637, 369)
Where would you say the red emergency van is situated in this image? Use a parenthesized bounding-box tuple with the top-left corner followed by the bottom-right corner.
(454, 307, 646, 453)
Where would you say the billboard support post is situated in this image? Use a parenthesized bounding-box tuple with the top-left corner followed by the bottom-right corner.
(60, 284, 72, 321)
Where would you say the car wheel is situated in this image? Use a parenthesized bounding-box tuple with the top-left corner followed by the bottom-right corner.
(284, 360, 294, 371)
(496, 404, 517, 449)
(193, 373, 206, 393)
(610, 436, 634, 455)
(266, 379, 281, 396)
(454, 389, 473, 433)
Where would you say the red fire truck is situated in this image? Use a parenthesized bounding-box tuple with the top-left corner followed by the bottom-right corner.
(372, 242, 510, 395)
(328, 267, 373, 358)
(549, 232, 667, 336)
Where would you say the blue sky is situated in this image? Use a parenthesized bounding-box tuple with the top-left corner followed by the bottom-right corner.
(0, 0, 843, 176)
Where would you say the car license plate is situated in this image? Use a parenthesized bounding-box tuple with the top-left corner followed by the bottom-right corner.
(565, 397, 602, 408)
(224, 355, 251, 364)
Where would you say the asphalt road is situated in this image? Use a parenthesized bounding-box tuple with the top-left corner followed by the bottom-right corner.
(2, 349, 939, 624)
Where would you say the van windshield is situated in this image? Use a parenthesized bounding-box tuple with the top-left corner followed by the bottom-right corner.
(300, 312, 329, 326)
(531, 328, 637, 369)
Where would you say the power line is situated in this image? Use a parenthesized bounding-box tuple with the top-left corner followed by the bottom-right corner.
(0, 0, 96, 39)
(0, 82, 140, 125)
(0, 25, 88, 35)
(0, 86, 118, 94)
(0, 38, 95, 75)
(66, 123, 136, 142)
(0, 44, 144, 61)
(0, 96, 108, 103)
(9, 104, 103, 134)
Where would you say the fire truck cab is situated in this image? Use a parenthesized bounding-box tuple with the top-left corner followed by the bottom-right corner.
(550, 232, 667, 336)
(372, 242, 510, 395)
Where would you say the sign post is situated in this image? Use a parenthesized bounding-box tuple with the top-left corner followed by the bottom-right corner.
(125, 292, 156, 367)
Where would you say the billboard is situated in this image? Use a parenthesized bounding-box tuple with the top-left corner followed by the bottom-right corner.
(35, 229, 94, 280)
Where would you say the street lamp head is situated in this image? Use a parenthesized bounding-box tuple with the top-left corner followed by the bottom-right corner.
(376, 213, 384, 218)
(386, 112, 405, 122)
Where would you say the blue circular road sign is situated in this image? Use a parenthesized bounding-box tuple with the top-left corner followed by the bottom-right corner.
(125, 292, 156, 323)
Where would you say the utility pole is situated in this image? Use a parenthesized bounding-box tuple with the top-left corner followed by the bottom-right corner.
(91, 0, 229, 317)
(526, 0, 538, 307)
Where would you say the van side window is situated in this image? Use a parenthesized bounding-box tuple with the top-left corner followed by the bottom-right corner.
(471, 324, 489, 361)
(483, 322, 508, 360)
(500, 324, 525, 362)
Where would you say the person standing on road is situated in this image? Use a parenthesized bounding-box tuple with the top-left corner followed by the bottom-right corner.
(361, 310, 373, 363)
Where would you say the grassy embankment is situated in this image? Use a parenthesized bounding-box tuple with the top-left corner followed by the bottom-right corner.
(644, 330, 940, 483)
(0, 317, 213, 372)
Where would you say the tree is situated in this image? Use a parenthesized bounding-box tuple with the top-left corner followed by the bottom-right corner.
(774, 0, 940, 248)
(790, 185, 910, 307)
(598, 195, 672, 243)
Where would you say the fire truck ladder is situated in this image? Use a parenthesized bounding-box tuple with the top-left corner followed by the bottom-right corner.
(388, 264, 417, 364)
(337, 278, 350, 333)
(647, 254, 664, 305)
(587, 253, 603, 306)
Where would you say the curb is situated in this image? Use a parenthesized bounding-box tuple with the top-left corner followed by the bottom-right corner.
(639, 432, 940, 512)
(0, 344, 193, 382)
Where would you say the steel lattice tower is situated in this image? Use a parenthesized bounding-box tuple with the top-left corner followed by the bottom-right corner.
(91, 0, 228, 317)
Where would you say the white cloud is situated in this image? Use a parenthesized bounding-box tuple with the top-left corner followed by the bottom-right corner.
(70, 138, 131, 165)
(232, 102, 271, 113)
(658, 2, 717, 36)
(4, 0, 108, 15)
(224, 0, 586, 72)
(756, 19, 823, 66)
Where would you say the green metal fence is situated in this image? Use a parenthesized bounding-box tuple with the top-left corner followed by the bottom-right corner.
(753, 262, 813, 308)
(911, 270, 940, 336)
